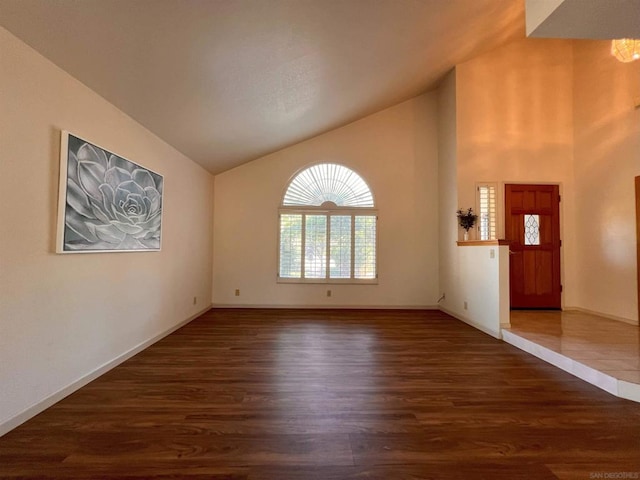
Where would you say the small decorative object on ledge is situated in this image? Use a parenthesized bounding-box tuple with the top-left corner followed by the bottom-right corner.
(457, 207, 477, 241)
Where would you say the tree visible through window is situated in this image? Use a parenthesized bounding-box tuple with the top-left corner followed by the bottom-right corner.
(278, 164, 377, 283)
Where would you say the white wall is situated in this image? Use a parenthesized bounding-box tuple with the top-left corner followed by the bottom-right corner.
(455, 38, 578, 308)
(437, 70, 461, 314)
(213, 93, 439, 307)
(437, 70, 509, 338)
(0, 27, 215, 434)
(456, 39, 575, 211)
(572, 40, 640, 323)
(452, 245, 510, 338)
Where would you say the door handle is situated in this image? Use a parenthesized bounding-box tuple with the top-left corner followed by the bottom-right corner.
(509, 250, 517, 255)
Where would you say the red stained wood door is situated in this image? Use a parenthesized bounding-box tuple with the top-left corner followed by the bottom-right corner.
(505, 184, 561, 309)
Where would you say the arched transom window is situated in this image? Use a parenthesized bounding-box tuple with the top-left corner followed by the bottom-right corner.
(279, 163, 377, 283)
(283, 163, 374, 207)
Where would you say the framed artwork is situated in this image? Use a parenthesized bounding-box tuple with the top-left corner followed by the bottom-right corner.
(56, 131, 163, 253)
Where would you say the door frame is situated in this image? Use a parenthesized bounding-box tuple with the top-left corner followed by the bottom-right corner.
(502, 181, 564, 310)
(636, 176, 639, 323)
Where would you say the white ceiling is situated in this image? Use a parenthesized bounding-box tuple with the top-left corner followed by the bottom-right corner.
(0, 0, 525, 173)
(526, 0, 640, 39)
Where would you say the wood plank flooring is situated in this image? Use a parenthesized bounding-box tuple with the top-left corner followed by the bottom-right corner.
(1, 308, 639, 479)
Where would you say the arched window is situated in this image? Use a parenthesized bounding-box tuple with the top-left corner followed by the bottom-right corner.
(278, 163, 377, 283)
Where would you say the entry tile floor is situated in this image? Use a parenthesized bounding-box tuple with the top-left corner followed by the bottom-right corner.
(502, 310, 640, 402)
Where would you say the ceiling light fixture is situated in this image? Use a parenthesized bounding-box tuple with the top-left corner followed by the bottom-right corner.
(611, 38, 640, 63)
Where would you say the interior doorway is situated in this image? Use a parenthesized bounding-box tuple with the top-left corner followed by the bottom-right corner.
(505, 184, 561, 309)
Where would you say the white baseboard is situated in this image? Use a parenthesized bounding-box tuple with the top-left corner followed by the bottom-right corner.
(212, 304, 439, 310)
(439, 306, 501, 339)
(0, 304, 212, 438)
(563, 306, 638, 326)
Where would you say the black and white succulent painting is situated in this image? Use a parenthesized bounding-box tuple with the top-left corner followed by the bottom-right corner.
(57, 133, 163, 252)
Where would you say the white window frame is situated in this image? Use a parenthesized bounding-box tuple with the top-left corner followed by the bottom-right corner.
(476, 182, 498, 241)
(278, 205, 378, 284)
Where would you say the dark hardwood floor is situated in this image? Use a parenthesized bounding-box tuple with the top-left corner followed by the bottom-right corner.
(1, 309, 639, 479)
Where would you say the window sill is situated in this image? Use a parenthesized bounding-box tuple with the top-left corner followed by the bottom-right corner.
(456, 240, 510, 247)
(277, 278, 378, 285)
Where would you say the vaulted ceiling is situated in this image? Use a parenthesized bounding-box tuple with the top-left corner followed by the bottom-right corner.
(0, 0, 525, 173)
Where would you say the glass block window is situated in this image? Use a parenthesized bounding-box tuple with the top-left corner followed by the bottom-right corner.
(279, 164, 377, 283)
(477, 184, 497, 240)
(524, 214, 540, 245)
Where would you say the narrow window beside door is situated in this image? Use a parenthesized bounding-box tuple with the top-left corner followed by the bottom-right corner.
(477, 184, 497, 240)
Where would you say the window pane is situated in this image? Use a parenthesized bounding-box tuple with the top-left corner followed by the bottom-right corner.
(330, 216, 352, 278)
(524, 214, 540, 245)
(478, 184, 496, 240)
(354, 216, 376, 279)
(304, 215, 327, 278)
(279, 214, 302, 278)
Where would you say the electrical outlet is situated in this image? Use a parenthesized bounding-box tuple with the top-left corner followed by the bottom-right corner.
(235, 289, 240, 296)
(464, 301, 468, 310)
(193, 296, 197, 305)
(327, 289, 332, 297)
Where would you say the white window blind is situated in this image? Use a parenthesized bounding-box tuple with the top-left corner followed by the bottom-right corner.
(354, 216, 376, 279)
(477, 184, 497, 240)
(278, 213, 377, 281)
(329, 215, 352, 279)
(283, 163, 374, 207)
(304, 215, 327, 278)
(279, 214, 302, 278)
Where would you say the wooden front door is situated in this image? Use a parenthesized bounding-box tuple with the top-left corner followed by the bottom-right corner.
(505, 184, 561, 309)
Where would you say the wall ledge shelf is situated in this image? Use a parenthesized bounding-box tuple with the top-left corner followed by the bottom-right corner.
(456, 240, 510, 246)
